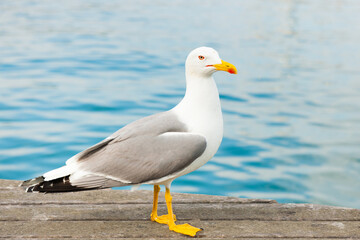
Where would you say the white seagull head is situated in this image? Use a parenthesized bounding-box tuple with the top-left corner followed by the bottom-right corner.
(185, 47, 237, 78)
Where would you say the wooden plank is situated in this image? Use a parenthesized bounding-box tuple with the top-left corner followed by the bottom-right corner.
(1, 180, 275, 205)
(0, 220, 359, 239)
(0, 238, 349, 240)
(1, 179, 360, 239)
(1, 203, 359, 221)
(0, 189, 275, 205)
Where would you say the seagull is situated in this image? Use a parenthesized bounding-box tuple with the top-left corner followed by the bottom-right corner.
(21, 47, 237, 237)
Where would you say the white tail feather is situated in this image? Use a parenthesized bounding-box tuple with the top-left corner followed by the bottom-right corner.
(43, 165, 75, 181)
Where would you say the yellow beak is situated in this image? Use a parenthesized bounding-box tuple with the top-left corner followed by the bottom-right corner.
(213, 60, 237, 74)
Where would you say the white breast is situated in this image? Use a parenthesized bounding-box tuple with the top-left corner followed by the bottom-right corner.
(145, 75, 224, 187)
(169, 76, 224, 177)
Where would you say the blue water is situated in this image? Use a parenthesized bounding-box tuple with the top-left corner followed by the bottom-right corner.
(1, 0, 360, 208)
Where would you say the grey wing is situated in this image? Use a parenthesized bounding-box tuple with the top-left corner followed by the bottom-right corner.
(70, 132, 207, 188)
(66, 137, 114, 166)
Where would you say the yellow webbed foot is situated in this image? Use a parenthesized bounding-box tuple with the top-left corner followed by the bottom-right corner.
(169, 223, 202, 237)
(152, 186, 202, 237)
(151, 213, 176, 224)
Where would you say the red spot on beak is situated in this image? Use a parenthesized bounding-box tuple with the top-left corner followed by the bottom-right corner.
(228, 68, 236, 74)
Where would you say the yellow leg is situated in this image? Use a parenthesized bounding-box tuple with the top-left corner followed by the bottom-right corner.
(150, 185, 176, 224)
(164, 187, 202, 237)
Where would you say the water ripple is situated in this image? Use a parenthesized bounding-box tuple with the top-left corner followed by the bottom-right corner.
(1, 0, 360, 209)
(263, 137, 318, 149)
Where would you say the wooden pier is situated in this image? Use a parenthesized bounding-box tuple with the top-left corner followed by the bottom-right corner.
(0, 179, 359, 239)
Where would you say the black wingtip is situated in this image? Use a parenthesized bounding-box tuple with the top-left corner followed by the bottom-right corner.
(22, 175, 99, 193)
(25, 186, 36, 192)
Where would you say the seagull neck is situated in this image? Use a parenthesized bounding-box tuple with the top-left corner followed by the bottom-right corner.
(173, 74, 223, 131)
(185, 74, 218, 100)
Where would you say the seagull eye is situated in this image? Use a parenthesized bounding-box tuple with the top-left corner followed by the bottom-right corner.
(198, 55, 205, 60)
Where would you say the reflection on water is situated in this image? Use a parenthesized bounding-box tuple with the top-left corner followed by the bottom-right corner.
(1, 0, 360, 208)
